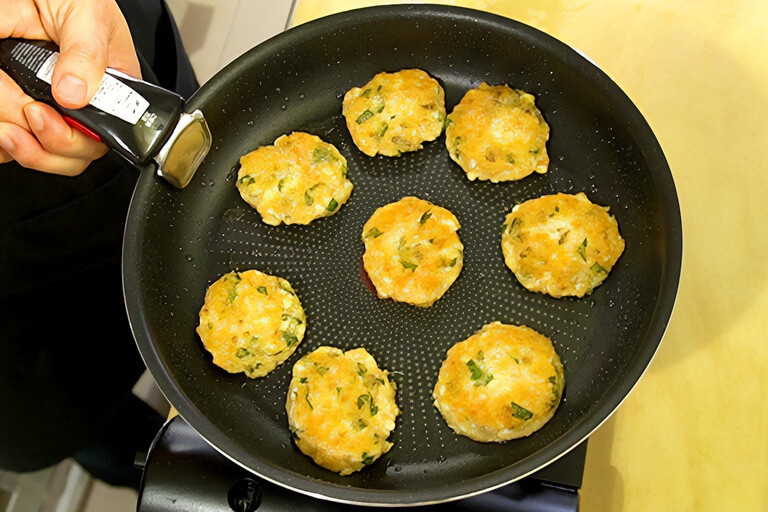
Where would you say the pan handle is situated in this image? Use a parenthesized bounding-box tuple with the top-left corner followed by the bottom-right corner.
(0, 38, 210, 188)
(139, 416, 580, 511)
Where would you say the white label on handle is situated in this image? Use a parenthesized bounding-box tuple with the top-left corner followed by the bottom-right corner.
(36, 53, 149, 125)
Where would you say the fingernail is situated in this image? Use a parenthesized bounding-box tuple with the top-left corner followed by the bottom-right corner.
(0, 133, 15, 152)
(56, 74, 87, 105)
(25, 105, 45, 132)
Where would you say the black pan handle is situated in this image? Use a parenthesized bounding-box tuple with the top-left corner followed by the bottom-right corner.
(139, 416, 580, 512)
(0, 38, 210, 188)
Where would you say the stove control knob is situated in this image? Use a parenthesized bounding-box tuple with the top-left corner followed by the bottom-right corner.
(227, 478, 263, 512)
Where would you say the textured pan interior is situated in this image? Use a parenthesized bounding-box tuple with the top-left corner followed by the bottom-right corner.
(123, 5, 681, 505)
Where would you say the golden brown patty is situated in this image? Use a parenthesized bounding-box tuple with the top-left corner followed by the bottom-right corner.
(446, 83, 550, 182)
(501, 192, 625, 298)
(433, 322, 564, 442)
(362, 197, 463, 308)
(196, 270, 305, 378)
(342, 69, 446, 157)
(286, 346, 399, 475)
(236, 132, 353, 225)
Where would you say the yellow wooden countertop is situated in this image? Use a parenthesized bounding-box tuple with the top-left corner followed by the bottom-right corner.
(289, 1, 768, 510)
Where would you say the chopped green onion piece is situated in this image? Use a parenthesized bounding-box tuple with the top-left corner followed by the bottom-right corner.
(244, 177, 255, 186)
(250, 335, 258, 342)
(376, 123, 389, 138)
(226, 285, 238, 304)
(277, 178, 286, 191)
(257, 286, 268, 295)
(341, 165, 348, 178)
(548, 375, 562, 406)
(299, 377, 308, 384)
(284, 331, 299, 347)
(312, 147, 337, 163)
(356, 109, 374, 124)
(466, 359, 483, 380)
(476, 373, 494, 386)
(316, 365, 329, 376)
(578, 238, 588, 261)
(558, 230, 570, 245)
(355, 419, 368, 430)
(290, 429, 300, 441)
(510, 402, 533, 420)
(336, 387, 342, 395)
(444, 116, 453, 129)
(591, 262, 607, 274)
(357, 363, 367, 376)
(236, 348, 249, 358)
(370, 403, 378, 416)
(419, 210, 432, 224)
(506, 154, 516, 164)
(509, 217, 521, 232)
(399, 259, 418, 271)
(207, 322, 213, 329)
(327, 198, 339, 212)
(305, 391, 313, 410)
(361, 88, 371, 98)
(308, 183, 324, 205)
(476, 351, 485, 362)
(365, 227, 383, 238)
(361, 453, 376, 465)
(467, 359, 493, 386)
(357, 394, 370, 409)
(500, 223, 508, 234)
(446, 257, 458, 268)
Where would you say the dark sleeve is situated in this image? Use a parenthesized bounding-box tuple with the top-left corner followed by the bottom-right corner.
(0, 0, 198, 471)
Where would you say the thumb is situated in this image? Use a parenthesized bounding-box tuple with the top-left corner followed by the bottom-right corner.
(49, 1, 138, 109)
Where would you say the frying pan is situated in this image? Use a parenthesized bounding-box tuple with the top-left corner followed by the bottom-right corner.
(123, 4, 682, 506)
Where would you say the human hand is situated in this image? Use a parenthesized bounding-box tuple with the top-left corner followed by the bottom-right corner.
(0, 0, 141, 176)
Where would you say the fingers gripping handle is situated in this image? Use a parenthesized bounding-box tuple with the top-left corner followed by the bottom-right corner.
(0, 38, 209, 188)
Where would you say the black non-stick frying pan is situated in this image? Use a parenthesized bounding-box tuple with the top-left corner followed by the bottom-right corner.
(122, 4, 682, 506)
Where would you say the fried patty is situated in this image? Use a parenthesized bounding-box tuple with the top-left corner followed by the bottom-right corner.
(237, 132, 353, 225)
(501, 192, 625, 297)
(433, 322, 564, 442)
(362, 197, 463, 308)
(343, 69, 446, 157)
(446, 83, 549, 182)
(286, 346, 399, 475)
(196, 270, 305, 378)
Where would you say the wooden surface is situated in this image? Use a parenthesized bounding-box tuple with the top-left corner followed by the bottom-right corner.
(291, 1, 768, 510)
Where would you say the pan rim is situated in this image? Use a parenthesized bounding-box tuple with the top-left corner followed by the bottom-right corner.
(123, 3, 683, 505)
